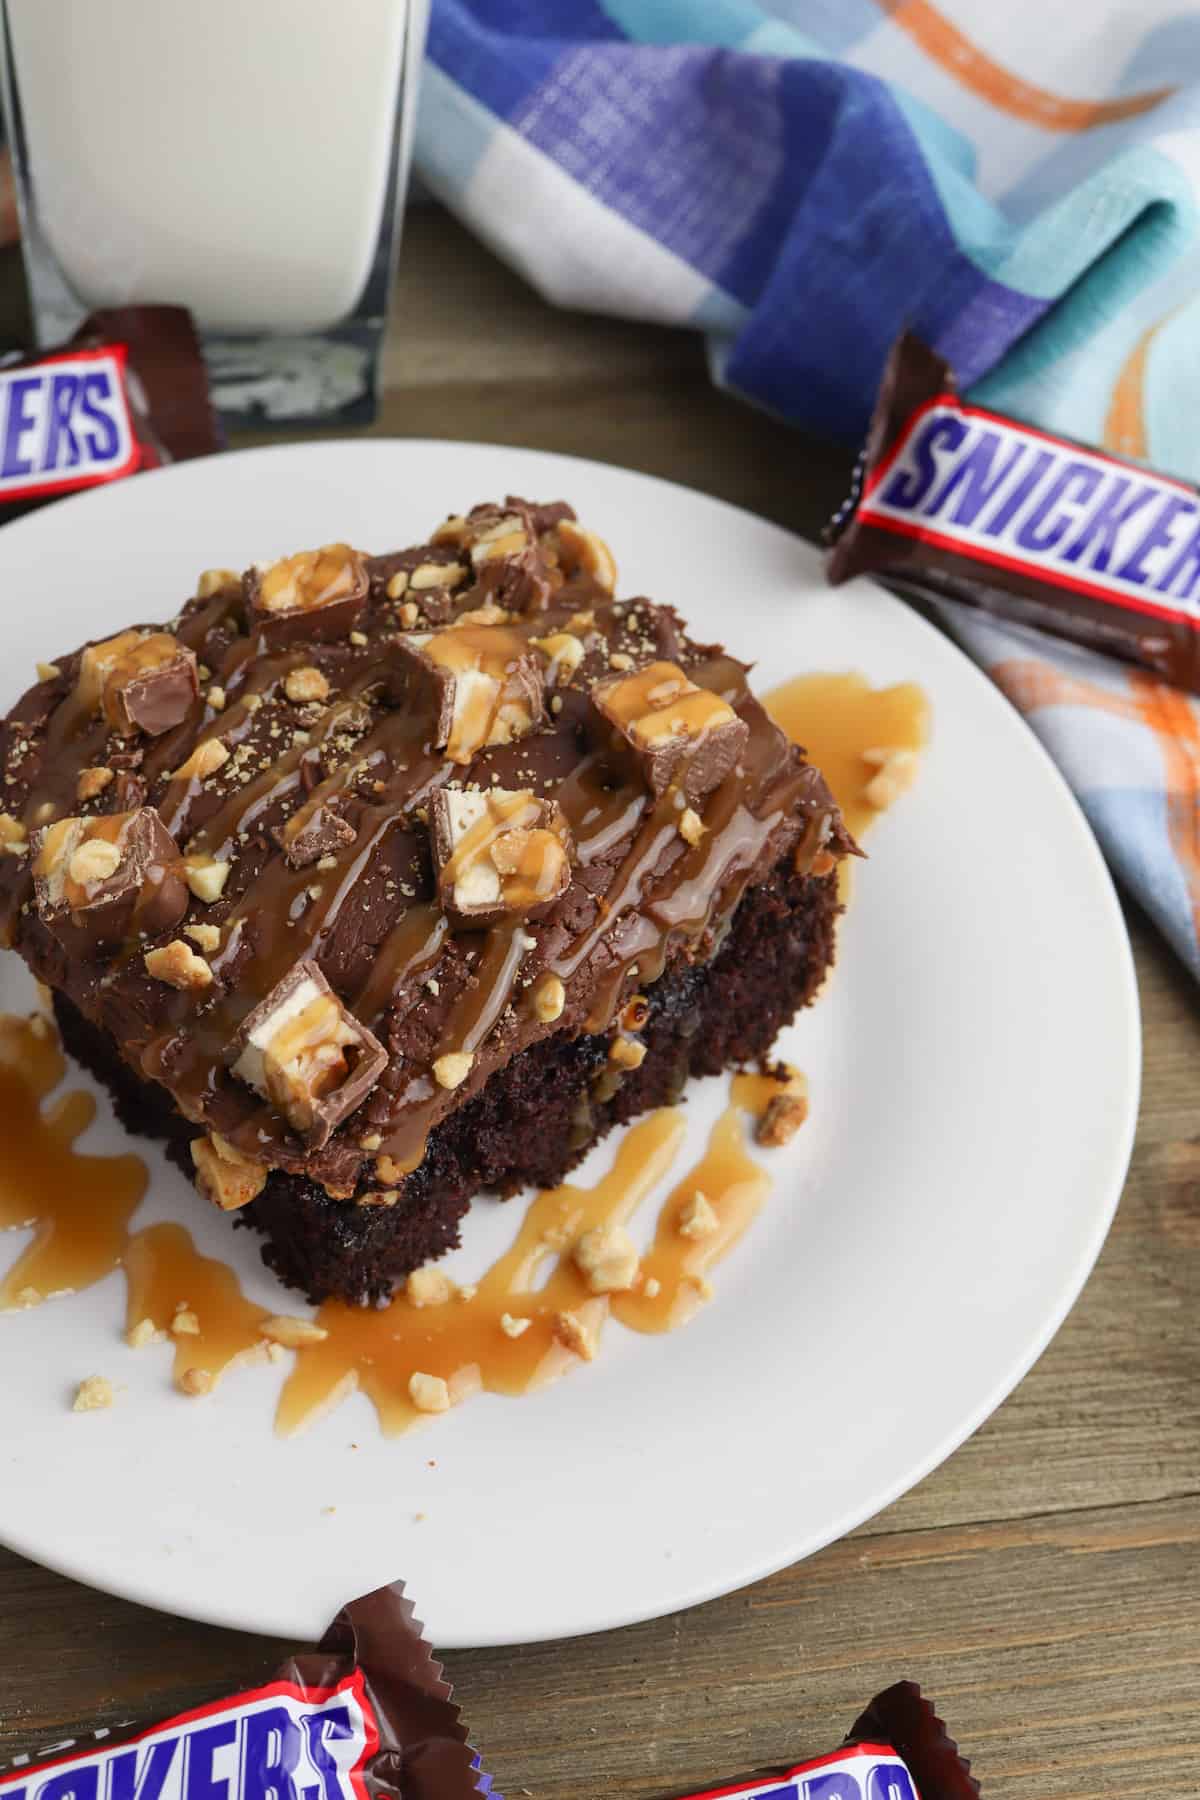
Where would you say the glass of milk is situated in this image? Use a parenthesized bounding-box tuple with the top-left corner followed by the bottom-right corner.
(0, 0, 429, 426)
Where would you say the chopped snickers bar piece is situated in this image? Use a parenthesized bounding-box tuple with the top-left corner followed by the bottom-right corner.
(229, 960, 386, 1149)
(244, 543, 368, 645)
(429, 785, 573, 926)
(78, 629, 199, 737)
(396, 624, 545, 764)
(590, 659, 749, 805)
(32, 807, 187, 952)
(276, 800, 357, 869)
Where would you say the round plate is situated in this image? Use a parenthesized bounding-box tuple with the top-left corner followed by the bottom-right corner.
(0, 441, 1139, 1648)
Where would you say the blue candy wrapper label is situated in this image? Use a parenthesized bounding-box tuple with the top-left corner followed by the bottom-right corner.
(0, 1673, 378, 1800)
(0, 346, 139, 501)
(680, 1742, 919, 1800)
(859, 394, 1200, 630)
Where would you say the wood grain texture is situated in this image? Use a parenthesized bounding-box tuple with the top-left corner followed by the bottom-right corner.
(1, 208, 1198, 1799)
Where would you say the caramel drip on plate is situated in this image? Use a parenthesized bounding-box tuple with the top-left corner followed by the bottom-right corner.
(124, 1221, 271, 1391)
(764, 672, 929, 839)
(0, 1014, 147, 1307)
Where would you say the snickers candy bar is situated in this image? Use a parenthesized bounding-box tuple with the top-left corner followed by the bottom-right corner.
(0, 1582, 489, 1800)
(675, 1681, 979, 1800)
(77, 628, 199, 736)
(276, 799, 357, 869)
(244, 544, 369, 646)
(395, 623, 545, 764)
(31, 807, 187, 952)
(828, 329, 1200, 692)
(590, 658, 749, 805)
(429, 784, 573, 926)
(229, 959, 387, 1149)
(0, 305, 218, 519)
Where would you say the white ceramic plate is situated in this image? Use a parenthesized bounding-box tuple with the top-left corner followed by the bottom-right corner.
(0, 441, 1139, 1648)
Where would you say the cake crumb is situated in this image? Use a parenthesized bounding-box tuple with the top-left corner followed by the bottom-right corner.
(409, 1371, 451, 1414)
(862, 747, 919, 810)
(72, 1376, 114, 1413)
(500, 1312, 531, 1338)
(678, 1191, 718, 1240)
(757, 1088, 809, 1147)
(574, 1223, 639, 1294)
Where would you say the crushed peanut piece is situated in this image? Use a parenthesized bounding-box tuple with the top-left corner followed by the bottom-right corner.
(173, 737, 228, 782)
(359, 1131, 382, 1151)
(284, 665, 330, 704)
(36, 661, 62, 682)
(386, 570, 410, 599)
(184, 854, 231, 904)
(574, 1223, 639, 1295)
(678, 1191, 719, 1239)
(14, 1286, 41, 1307)
(267, 1342, 286, 1364)
(408, 1371, 451, 1414)
(207, 685, 227, 712)
(185, 922, 221, 953)
(608, 652, 634, 671)
(407, 1266, 456, 1308)
(500, 1313, 531, 1339)
(126, 1318, 161, 1348)
(862, 747, 919, 811)
(375, 1153, 404, 1186)
(678, 807, 705, 847)
(756, 1087, 809, 1147)
(533, 973, 565, 1024)
(608, 1036, 646, 1071)
(144, 940, 212, 990)
(349, 630, 369, 648)
(68, 838, 122, 886)
(356, 1189, 397, 1208)
(0, 812, 28, 855)
(643, 1277, 661, 1300)
(553, 1310, 596, 1362)
(171, 1308, 200, 1336)
(410, 561, 466, 591)
(458, 1283, 477, 1301)
(192, 1132, 267, 1212)
(179, 1367, 213, 1397)
(197, 568, 237, 599)
(72, 1375, 114, 1412)
(433, 1051, 474, 1090)
(76, 767, 114, 802)
(261, 1315, 329, 1349)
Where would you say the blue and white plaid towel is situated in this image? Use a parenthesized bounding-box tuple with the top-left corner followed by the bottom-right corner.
(416, 0, 1200, 977)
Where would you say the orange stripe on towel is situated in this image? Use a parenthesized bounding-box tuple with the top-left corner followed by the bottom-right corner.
(876, 2, 1173, 131)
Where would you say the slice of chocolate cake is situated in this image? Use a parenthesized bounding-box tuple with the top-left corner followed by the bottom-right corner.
(0, 498, 855, 1304)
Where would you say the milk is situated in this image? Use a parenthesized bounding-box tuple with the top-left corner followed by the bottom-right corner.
(5, 0, 422, 336)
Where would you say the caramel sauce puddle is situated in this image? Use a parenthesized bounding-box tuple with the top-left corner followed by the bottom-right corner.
(0, 671, 928, 1431)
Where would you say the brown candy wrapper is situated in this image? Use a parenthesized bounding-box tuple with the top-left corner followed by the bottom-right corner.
(0, 1584, 491, 1800)
(676, 1682, 979, 1800)
(0, 305, 219, 519)
(827, 330, 1200, 693)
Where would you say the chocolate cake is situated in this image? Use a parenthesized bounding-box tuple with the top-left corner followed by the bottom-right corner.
(0, 498, 854, 1303)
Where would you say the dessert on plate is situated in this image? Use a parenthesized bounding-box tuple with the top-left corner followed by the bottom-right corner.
(0, 497, 854, 1303)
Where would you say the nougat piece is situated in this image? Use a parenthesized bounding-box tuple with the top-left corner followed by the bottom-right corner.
(429, 785, 573, 927)
(228, 959, 386, 1149)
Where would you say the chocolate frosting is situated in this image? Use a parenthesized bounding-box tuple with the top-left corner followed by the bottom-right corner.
(0, 499, 851, 1205)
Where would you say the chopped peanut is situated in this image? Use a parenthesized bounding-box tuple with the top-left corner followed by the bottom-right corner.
(184, 854, 231, 904)
(533, 974, 565, 1023)
(171, 1308, 200, 1336)
(433, 1051, 474, 1090)
(284, 665, 330, 704)
(406, 1267, 456, 1308)
(0, 813, 28, 855)
(757, 1088, 809, 1147)
(72, 1376, 114, 1413)
(144, 940, 213, 990)
(862, 747, 919, 811)
(76, 767, 114, 802)
(408, 1371, 451, 1414)
(574, 1223, 639, 1295)
(553, 1310, 597, 1362)
(197, 567, 238, 599)
(500, 1313, 531, 1338)
(179, 1367, 213, 1397)
(678, 1191, 719, 1240)
(185, 922, 221, 953)
(608, 1036, 646, 1071)
(67, 838, 122, 886)
(191, 1133, 267, 1212)
(261, 1315, 329, 1348)
(173, 737, 228, 782)
(678, 807, 705, 847)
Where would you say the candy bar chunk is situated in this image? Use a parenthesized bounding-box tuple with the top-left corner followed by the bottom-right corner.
(244, 543, 368, 645)
(397, 624, 545, 765)
(275, 800, 356, 869)
(77, 629, 198, 736)
(590, 659, 749, 805)
(429, 785, 573, 926)
(32, 807, 188, 952)
(452, 502, 555, 613)
(229, 960, 386, 1149)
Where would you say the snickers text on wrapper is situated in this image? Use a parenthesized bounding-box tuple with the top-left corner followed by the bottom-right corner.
(0, 1676, 378, 1800)
(679, 1743, 919, 1800)
(827, 330, 1200, 694)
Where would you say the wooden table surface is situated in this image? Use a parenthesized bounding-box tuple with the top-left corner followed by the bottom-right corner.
(2, 209, 1199, 1800)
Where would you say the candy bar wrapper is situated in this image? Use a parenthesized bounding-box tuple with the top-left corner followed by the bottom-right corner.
(676, 1683, 979, 1800)
(0, 1584, 494, 1800)
(0, 305, 219, 518)
(827, 330, 1200, 694)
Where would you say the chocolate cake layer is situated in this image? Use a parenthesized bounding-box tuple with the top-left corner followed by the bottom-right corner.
(54, 848, 838, 1303)
(0, 496, 854, 1301)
